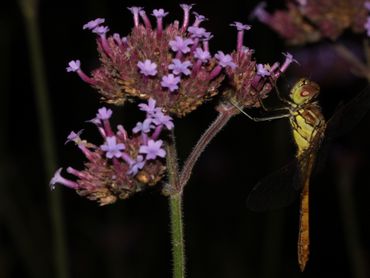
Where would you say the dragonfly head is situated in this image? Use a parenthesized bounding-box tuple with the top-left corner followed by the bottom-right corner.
(289, 78, 320, 105)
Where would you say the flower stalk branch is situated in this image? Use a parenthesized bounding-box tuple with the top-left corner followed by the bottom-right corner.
(179, 103, 239, 189)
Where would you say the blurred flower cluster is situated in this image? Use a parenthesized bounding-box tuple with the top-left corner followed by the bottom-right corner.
(50, 98, 173, 205)
(252, 0, 368, 45)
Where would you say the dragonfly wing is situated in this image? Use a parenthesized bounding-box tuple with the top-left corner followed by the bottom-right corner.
(247, 159, 300, 212)
(325, 86, 370, 139)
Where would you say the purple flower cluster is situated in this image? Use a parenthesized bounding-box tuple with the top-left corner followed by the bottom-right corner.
(65, 4, 238, 117)
(364, 1, 370, 36)
(50, 98, 173, 205)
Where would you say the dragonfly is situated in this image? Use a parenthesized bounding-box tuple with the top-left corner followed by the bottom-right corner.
(231, 78, 370, 271)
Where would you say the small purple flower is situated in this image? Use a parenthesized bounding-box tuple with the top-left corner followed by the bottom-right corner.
(93, 26, 109, 36)
(187, 26, 207, 38)
(194, 48, 211, 62)
(133, 118, 154, 133)
(153, 111, 174, 130)
(256, 64, 271, 77)
(128, 155, 146, 175)
(50, 168, 79, 190)
(138, 98, 161, 116)
(65, 130, 84, 145)
(180, 4, 194, 11)
(168, 59, 192, 75)
(152, 9, 168, 18)
(193, 12, 207, 25)
(230, 22, 251, 31)
(97, 107, 113, 120)
(365, 17, 370, 36)
(66, 60, 80, 72)
(139, 139, 166, 160)
(128, 6, 143, 15)
(251, 2, 269, 23)
(214, 51, 237, 69)
(100, 136, 125, 159)
(137, 59, 158, 76)
(83, 18, 105, 30)
(296, 0, 307, 6)
(280, 52, 299, 72)
(169, 36, 194, 54)
(161, 74, 181, 92)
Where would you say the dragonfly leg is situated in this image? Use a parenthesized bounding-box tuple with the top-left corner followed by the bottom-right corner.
(230, 99, 291, 122)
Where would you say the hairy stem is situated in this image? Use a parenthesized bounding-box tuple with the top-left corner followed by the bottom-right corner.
(179, 103, 238, 189)
(166, 131, 185, 278)
(169, 194, 185, 278)
(18, 1, 69, 277)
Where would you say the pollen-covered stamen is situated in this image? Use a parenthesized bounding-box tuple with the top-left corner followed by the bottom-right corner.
(180, 4, 194, 32)
(66, 60, 96, 85)
(137, 59, 158, 76)
(139, 9, 152, 29)
(83, 18, 105, 30)
(168, 59, 192, 76)
(152, 9, 168, 35)
(50, 168, 79, 190)
(100, 136, 125, 159)
(93, 26, 112, 56)
(161, 74, 181, 92)
(210, 51, 237, 79)
(192, 12, 207, 27)
(230, 22, 251, 53)
(65, 130, 84, 145)
(250, 2, 270, 23)
(128, 6, 143, 27)
(139, 139, 166, 160)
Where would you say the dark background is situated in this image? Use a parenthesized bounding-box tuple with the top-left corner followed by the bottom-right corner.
(1, 0, 370, 277)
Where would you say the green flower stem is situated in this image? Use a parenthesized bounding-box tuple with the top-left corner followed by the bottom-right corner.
(166, 131, 185, 278)
(166, 103, 237, 278)
(18, 1, 69, 277)
(169, 194, 185, 278)
(179, 103, 238, 189)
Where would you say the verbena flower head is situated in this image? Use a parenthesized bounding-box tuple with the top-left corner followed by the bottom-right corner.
(50, 99, 173, 206)
(219, 21, 296, 109)
(67, 5, 224, 117)
(251, 0, 368, 45)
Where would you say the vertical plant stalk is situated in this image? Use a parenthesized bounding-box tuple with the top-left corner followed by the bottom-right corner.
(336, 153, 368, 278)
(166, 130, 185, 278)
(166, 103, 237, 278)
(18, 0, 69, 277)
